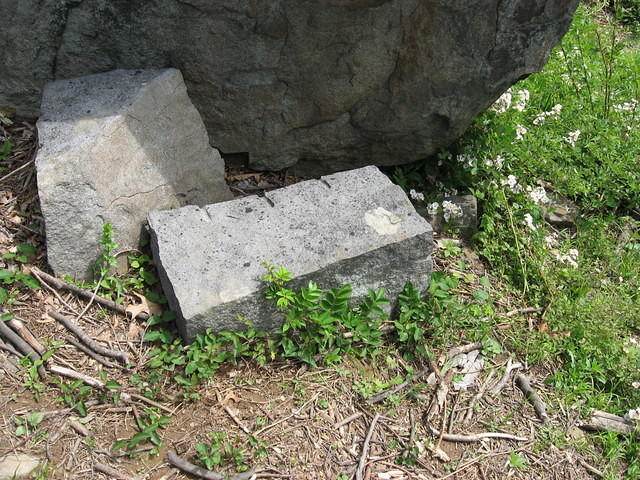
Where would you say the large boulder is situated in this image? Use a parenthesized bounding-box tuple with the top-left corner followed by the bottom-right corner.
(36, 69, 232, 280)
(148, 166, 433, 342)
(2, 0, 578, 174)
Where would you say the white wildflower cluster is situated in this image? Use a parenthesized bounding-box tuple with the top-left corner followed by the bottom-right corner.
(532, 104, 563, 125)
(441, 200, 463, 222)
(456, 154, 477, 169)
(563, 130, 581, 147)
(523, 213, 537, 231)
(409, 189, 425, 202)
(484, 154, 505, 169)
(527, 186, 549, 205)
(515, 124, 527, 141)
(490, 91, 512, 113)
(633, 381, 640, 390)
(554, 248, 579, 268)
(613, 98, 638, 112)
(544, 233, 559, 249)
(490, 88, 530, 114)
(512, 89, 530, 112)
(427, 202, 439, 216)
(625, 407, 640, 422)
(501, 174, 523, 194)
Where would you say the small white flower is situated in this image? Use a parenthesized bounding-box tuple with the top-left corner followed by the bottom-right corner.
(456, 154, 477, 168)
(545, 233, 559, 249)
(409, 189, 425, 202)
(613, 99, 638, 112)
(523, 213, 537, 231)
(551, 104, 563, 115)
(515, 124, 527, 141)
(491, 91, 512, 113)
(501, 174, 523, 194)
(625, 408, 640, 422)
(532, 104, 562, 126)
(554, 248, 579, 268)
(528, 186, 549, 205)
(495, 155, 505, 169)
(633, 382, 640, 389)
(442, 200, 463, 222)
(513, 90, 530, 112)
(427, 202, 440, 216)
(563, 130, 581, 147)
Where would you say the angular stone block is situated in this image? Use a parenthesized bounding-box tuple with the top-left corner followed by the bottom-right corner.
(149, 166, 433, 342)
(36, 69, 232, 279)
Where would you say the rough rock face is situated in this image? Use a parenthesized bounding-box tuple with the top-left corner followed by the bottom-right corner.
(2, 0, 578, 173)
(148, 166, 433, 342)
(36, 69, 232, 280)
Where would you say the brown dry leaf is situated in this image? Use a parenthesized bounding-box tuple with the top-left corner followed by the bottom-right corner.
(125, 292, 162, 319)
(127, 321, 142, 340)
(538, 321, 548, 333)
(9, 215, 22, 224)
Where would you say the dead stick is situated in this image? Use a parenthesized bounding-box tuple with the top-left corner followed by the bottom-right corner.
(64, 335, 124, 370)
(464, 369, 496, 425)
(50, 364, 173, 414)
(69, 417, 90, 437)
(446, 342, 483, 358)
(6, 318, 46, 355)
(334, 412, 363, 429)
(0, 338, 21, 357)
(217, 392, 252, 434)
(579, 409, 637, 436)
(0, 319, 45, 376)
(505, 307, 543, 317)
(32, 267, 149, 320)
(48, 311, 129, 364)
(355, 413, 381, 480)
(426, 424, 527, 443)
(166, 451, 255, 480)
(515, 373, 549, 424)
(367, 366, 431, 404)
(489, 359, 523, 395)
(579, 459, 604, 477)
(93, 462, 138, 480)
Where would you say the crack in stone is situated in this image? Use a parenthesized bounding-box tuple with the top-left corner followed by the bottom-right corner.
(106, 184, 171, 209)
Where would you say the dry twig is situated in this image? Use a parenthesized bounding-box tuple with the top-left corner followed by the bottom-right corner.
(0, 318, 45, 376)
(334, 412, 363, 429)
(505, 307, 543, 317)
(489, 359, 523, 395)
(93, 462, 138, 480)
(6, 317, 45, 355)
(515, 373, 549, 424)
(49, 311, 129, 364)
(579, 409, 637, 436)
(426, 424, 528, 443)
(166, 451, 255, 480)
(32, 267, 149, 320)
(355, 413, 381, 480)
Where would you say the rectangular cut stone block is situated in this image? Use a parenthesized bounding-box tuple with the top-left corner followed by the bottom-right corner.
(149, 166, 433, 342)
(36, 69, 232, 279)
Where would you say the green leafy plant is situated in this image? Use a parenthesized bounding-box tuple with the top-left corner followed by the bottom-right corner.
(14, 411, 44, 437)
(112, 407, 170, 455)
(0, 266, 40, 304)
(195, 431, 249, 473)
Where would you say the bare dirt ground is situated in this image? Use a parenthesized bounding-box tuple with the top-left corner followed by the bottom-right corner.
(0, 120, 605, 480)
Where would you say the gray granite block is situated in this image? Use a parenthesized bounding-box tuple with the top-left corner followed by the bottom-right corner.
(148, 166, 433, 342)
(36, 69, 232, 280)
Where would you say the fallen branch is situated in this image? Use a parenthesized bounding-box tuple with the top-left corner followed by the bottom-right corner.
(166, 451, 256, 480)
(32, 267, 149, 320)
(69, 417, 91, 437)
(217, 392, 251, 434)
(367, 366, 431, 404)
(49, 364, 173, 414)
(48, 311, 129, 364)
(579, 459, 604, 477)
(515, 373, 549, 424)
(355, 413, 381, 480)
(446, 342, 483, 359)
(579, 409, 637, 436)
(334, 412, 363, 429)
(505, 307, 543, 317)
(489, 359, 523, 395)
(6, 317, 45, 355)
(0, 337, 21, 357)
(93, 462, 138, 480)
(426, 424, 527, 443)
(0, 318, 45, 376)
